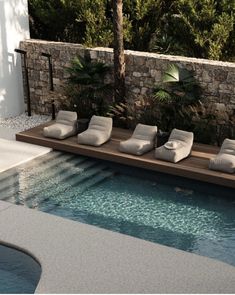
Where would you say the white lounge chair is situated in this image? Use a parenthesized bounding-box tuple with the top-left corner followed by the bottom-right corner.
(209, 138, 235, 173)
(119, 123, 157, 155)
(155, 128, 194, 163)
(77, 115, 112, 146)
(43, 110, 77, 139)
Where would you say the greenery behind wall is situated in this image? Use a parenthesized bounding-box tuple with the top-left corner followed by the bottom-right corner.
(28, 0, 235, 61)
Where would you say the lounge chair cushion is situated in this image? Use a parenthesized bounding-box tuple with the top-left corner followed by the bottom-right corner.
(119, 124, 157, 155)
(209, 139, 235, 173)
(77, 115, 112, 146)
(43, 110, 77, 139)
(155, 128, 194, 163)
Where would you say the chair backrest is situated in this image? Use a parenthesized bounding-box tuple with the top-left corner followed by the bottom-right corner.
(169, 128, 194, 145)
(220, 138, 235, 155)
(56, 110, 77, 126)
(88, 115, 113, 135)
(132, 124, 157, 141)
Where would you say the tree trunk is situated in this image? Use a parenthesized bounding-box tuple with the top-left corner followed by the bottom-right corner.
(112, 0, 125, 103)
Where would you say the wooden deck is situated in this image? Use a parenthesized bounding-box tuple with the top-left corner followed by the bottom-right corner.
(16, 122, 235, 189)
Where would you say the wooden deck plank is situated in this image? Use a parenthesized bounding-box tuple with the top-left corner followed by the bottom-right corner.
(16, 122, 235, 189)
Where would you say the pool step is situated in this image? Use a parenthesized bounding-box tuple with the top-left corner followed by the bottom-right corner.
(22, 163, 111, 209)
(39, 169, 115, 213)
(0, 152, 81, 192)
(74, 170, 114, 195)
(0, 150, 115, 212)
(17, 152, 82, 181)
(1, 156, 94, 203)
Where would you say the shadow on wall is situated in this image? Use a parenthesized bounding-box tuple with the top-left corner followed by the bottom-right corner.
(0, 0, 29, 119)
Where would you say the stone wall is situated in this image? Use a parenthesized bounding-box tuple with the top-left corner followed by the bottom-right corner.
(20, 39, 235, 118)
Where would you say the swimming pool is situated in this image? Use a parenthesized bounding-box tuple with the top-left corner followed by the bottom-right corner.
(0, 244, 41, 293)
(1, 151, 235, 266)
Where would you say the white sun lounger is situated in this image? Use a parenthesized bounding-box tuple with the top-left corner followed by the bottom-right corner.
(119, 123, 157, 155)
(155, 128, 194, 163)
(77, 115, 112, 146)
(209, 138, 235, 173)
(43, 110, 77, 139)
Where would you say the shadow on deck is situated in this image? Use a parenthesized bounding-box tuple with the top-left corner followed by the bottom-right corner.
(16, 122, 235, 189)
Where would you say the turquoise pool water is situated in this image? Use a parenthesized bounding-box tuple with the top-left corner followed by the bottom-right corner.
(1, 151, 235, 266)
(0, 245, 41, 293)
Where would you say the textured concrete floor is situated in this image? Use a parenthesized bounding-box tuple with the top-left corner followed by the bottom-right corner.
(0, 201, 235, 294)
(0, 138, 51, 172)
(0, 125, 51, 172)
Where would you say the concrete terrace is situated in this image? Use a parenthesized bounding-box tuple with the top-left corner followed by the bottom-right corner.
(0, 115, 51, 172)
(1, 201, 235, 293)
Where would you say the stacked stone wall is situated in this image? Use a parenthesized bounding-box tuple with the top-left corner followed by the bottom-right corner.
(20, 39, 235, 119)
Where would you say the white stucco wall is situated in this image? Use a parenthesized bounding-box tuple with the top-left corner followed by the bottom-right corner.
(0, 0, 29, 118)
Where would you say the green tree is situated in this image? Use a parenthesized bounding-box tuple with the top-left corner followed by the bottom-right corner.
(66, 55, 112, 117)
(28, 0, 235, 61)
(28, 0, 113, 45)
(113, 0, 126, 103)
(123, 0, 174, 51)
(28, 0, 84, 42)
(78, 0, 113, 47)
(155, 0, 235, 60)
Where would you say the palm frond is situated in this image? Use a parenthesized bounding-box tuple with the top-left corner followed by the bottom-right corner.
(153, 89, 172, 103)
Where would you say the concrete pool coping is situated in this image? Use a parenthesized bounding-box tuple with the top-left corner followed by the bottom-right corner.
(0, 125, 51, 173)
(0, 201, 235, 293)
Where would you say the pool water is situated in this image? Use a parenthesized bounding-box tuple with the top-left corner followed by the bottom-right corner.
(0, 245, 41, 293)
(1, 151, 235, 266)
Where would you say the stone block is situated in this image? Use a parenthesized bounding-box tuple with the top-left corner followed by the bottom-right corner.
(214, 69, 228, 82)
(134, 56, 145, 66)
(202, 70, 212, 82)
(227, 72, 235, 83)
(133, 72, 141, 77)
(141, 87, 148, 95)
(132, 87, 141, 94)
(90, 50, 98, 59)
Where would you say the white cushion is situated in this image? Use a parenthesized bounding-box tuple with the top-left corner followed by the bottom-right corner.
(77, 115, 112, 146)
(119, 124, 157, 155)
(209, 139, 235, 173)
(56, 110, 77, 126)
(155, 128, 194, 163)
(209, 154, 235, 174)
(43, 110, 77, 139)
(219, 138, 235, 156)
(43, 123, 76, 139)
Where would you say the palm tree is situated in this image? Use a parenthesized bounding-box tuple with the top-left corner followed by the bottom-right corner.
(112, 0, 125, 103)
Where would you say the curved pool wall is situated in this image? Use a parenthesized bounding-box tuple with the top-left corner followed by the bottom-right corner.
(0, 151, 235, 267)
(0, 244, 41, 293)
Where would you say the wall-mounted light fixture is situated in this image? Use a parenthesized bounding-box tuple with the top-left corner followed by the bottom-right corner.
(15, 49, 31, 116)
(41, 52, 54, 91)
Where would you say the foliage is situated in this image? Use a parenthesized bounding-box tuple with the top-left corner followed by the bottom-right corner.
(28, 0, 235, 61)
(122, 0, 174, 51)
(28, 0, 113, 45)
(188, 101, 235, 145)
(78, 0, 113, 47)
(66, 55, 112, 118)
(171, 0, 235, 60)
(107, 96, 159, 129)
(153, 64, 201, 131)
(28, 0, 83, 42)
